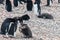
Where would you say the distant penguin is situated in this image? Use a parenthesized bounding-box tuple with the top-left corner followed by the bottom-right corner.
(18, 0, 27, 4)
(33, 4, 39, 16)
(0, 0, 4, 4)
(26, 0, 33, 11)
(13, 0, 18, 7)
(6, 0, 12, 12)
(33, 0, 41, 16)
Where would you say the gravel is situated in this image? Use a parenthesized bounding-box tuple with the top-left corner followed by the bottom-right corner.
(0, 0, 60, 40)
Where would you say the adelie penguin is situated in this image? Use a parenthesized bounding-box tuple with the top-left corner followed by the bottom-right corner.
(13, 0, 18, 7)
(6, 0, 12, 12)
(1, 17, 18, 37)
(19, 24, 32, 38)
(0, 0, 4, 4)
(33, 0, 41, 16)
(8, 17, 18, 37)
(26, 0, 33, 11)
(1, 18, 13, 35)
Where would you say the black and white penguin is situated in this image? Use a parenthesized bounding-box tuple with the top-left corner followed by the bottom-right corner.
(1, 17, 18, 37)
(26, 0, 33, 11)
(8, 17, 18, 37)
(6, 0, 12, 12)
(33, 0, 41, 16)
(1, 18, 13, 35)
(13, 0, 18, 7)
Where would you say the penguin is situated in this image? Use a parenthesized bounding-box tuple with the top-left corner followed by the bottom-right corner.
(18, 0, 27, 4)
(8, 17, 18, 37)
(0, 0, 4, 4)
(26, 0, 33, 11)
(6, 0, 12, 12)
(13, 0, 18, 7)
(1, 18, 13, 35)
(1, 17, 18, 37)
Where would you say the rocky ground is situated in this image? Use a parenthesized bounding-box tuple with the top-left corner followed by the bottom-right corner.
(0, 0, 60, 40)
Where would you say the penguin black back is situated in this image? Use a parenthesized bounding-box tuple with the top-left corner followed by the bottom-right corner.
(1, 18, 13, 35)
(21, 14, 30, 20)
(13, 0, 18, 7)
(6, 0, 12, 12)
(0, 0, 4, 4)
(8, 17, 18, 36)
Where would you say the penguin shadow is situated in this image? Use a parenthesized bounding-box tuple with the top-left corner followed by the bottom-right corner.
(37, 13, 53, 19)
(1, 18, 12, 35)
(19, 24, 32, 38)
(27, 1, 33, 11)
